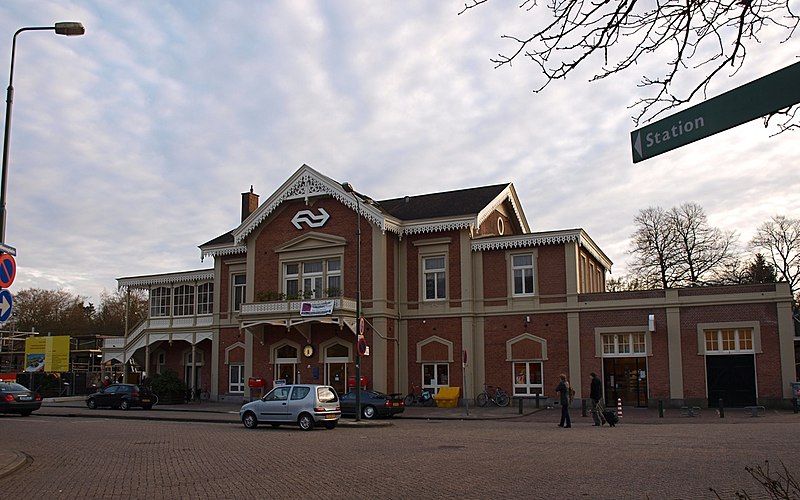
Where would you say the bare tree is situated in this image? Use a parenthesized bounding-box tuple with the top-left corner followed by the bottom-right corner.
(670, 203, 738, 286)
(628, 206, 680, 289)
(459, 0, 800, 127)
(750, 215, 800, 300)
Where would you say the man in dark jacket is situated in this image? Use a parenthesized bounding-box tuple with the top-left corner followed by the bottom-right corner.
(589, 372, 603, 426)
(555, 373, 571, 428)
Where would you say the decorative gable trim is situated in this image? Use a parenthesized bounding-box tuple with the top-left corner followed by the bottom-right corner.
(401, 218, 473, 236)
(201, 245, 247, 260)
(233, 165, 392, 244)
(275, 232, 347, 253)
(476, 184, 530, 234)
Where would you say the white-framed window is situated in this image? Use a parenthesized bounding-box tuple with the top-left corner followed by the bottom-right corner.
(173, 284, 195, 316)
(513, 361, 543, 396)
(232, 274, 246, 312)
(197, 282, 214, 315)
(150, 287, 171, 317)
(704, 329, 754, 354)
(229, 364, 244, 393)
(602, 333, 646, 356)
(423, 256, 446, 300)
(283, 258, 342, 298)
(422, 363, 449, 393)
(512, 254, 535, 295)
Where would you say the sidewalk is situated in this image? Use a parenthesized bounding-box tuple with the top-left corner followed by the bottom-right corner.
(0, 449, 30, 479)
(36, 398, 800, 425)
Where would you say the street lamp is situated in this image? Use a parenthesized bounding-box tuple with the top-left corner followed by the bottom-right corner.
(341, 181, 374, 422)
(0, 22, 85, 244)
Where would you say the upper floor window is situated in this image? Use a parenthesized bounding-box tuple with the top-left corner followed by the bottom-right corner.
(512, 254, 535, 295)
(150, 287, 171, 317)
(705, 329, 753, 354)
(232, 274, 246, 312)
(173, 285, 195, 316)
(602, 333, 646, 356)
(423, 256, 446, 300)
(197, 282, 214, 315)
(283, 258, 342, 299)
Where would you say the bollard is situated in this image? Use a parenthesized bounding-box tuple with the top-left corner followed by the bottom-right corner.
(658, 399, 664, 418)
(518, 397, 523, 415)
(794, 398, 798, 414)
(535, 393, 540, 408)
(581, 398, 588, 417)
(617, 398, 623, 418)
(718, 398, 724, 418)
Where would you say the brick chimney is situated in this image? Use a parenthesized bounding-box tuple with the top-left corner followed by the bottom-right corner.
(241, 186, 259, 222)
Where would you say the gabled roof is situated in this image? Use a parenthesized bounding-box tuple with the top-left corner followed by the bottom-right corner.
(377, 184, 509, 220)
(201, 164, 531, 257)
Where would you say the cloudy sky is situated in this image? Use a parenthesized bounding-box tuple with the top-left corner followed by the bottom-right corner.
(0, 1, 797, 304)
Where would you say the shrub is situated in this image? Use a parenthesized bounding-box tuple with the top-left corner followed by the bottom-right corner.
(148, 370, 188, 404)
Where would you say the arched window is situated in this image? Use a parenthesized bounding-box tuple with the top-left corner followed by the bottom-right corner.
(150, 287, 171, 317)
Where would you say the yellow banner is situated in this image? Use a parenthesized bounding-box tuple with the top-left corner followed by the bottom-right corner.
(24, 336, 70, 372)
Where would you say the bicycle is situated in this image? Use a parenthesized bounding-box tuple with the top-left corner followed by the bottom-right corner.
(403, 383, 435, 407)
(476, 384, 510, 407)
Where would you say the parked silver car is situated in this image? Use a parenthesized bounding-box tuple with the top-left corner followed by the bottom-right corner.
(239, 384, 341, 431)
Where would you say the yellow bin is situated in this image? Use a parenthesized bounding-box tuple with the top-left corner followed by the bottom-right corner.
(433, 387, 460, 408)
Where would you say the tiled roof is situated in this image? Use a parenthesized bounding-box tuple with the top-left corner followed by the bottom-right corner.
(377, 183, 509, 220)
(201, 231, 234, 247)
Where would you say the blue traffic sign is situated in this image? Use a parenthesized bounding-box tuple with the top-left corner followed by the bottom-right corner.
(0, 289, 12, 323)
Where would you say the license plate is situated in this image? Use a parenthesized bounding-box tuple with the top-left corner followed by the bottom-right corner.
(141, 399, 150, 403)
(325, 414, 337, 420)
(18, 395, 32, 401)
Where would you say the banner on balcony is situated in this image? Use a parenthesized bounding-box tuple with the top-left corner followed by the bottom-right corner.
(300, 300, 335, 317)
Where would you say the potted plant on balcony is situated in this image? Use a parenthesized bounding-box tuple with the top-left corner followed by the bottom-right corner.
(325, 287, 341, 298)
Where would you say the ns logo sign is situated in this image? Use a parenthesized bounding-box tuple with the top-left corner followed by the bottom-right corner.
(291, 208, 330, 229)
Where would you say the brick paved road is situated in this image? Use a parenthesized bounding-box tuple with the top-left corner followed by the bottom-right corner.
(0, 414, 797, 499)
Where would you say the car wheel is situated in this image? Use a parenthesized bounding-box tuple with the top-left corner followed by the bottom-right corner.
(362, 405, 376, 419)
(119, 400, 130, 411)
(20, 410, 32, 417)
(142, 405, 153, 411)
(298, 413, 314, 431)
(324, 421, 337, 430)
(87, 398, 97, 409)
(242, 411, 258, 429)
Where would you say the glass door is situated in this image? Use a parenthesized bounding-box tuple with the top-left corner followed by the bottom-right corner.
(603, 357, 648, 407)
(326, 363, 347, 395)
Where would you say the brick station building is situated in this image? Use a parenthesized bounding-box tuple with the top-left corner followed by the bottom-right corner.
(103, 165, 796, 408)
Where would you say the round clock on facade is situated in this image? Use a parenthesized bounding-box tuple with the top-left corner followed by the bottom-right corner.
(302, 344, 315, 358)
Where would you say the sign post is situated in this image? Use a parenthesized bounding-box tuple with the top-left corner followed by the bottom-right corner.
(631, 60, 800, 163)
(463, 349, 469, 417)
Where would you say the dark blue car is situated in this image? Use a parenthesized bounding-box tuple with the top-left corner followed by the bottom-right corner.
(339, 390, 405, 419)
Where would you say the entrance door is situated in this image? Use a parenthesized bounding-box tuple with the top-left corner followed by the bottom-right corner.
(327, 363, 347, 395)
(603, 357, 648, 407)
(706, 354, 756, 407)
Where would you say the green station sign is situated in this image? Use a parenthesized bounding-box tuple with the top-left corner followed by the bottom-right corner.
(631, 60, 800, 163)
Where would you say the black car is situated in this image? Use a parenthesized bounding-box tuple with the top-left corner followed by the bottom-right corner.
(0, 381, 42, 416)
(86, 384, 154, 410)
(339, 390, 404, 419)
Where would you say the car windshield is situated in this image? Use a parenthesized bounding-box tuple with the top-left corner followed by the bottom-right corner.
(317, 386, 338, 403)
(0, 382, 28, 391)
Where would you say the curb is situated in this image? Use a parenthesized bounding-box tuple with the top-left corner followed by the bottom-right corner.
(33, 412, 391, 428)
(42, 403, 236, 415)
(0, 450, 31, 480)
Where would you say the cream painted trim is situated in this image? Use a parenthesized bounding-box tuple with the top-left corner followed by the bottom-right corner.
(593, 326, 649, 358)
(777, 301, 795, 398)
(567, 313, 581, 398)
(275, 232, 347, 253)
(418, 244, 449, 302)
(271, 339, 302, 364)
(565, 243, 578, 303)
(505, 333, 548, 361)
(416, 335, 454, 363)
(666, 308, 684, 399)
(507, 249, 539, 298)
(412, 237, 452, 247)
(224, 341, 246, 365)
(695, 321, 761, 355)
(317, 336, 353, 363)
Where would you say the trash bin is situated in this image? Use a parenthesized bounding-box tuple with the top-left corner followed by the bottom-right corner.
(433, 387, 460, 408)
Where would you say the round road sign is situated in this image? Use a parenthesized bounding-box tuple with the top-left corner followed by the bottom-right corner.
(0, 253, 16, 288)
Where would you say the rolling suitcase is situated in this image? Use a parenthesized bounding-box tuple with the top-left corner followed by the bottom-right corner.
(602, 410, 619, 427)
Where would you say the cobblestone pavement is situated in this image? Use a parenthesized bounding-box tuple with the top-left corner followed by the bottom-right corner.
(0, 413, 797, 499)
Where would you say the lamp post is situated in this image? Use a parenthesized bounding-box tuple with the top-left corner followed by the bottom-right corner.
(1, 22, 85, 244)
(341, 181, 374, 422)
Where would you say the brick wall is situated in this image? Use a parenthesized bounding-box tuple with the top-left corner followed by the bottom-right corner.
(406, 317, 463, 390)
(405, 230, 462, 305)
